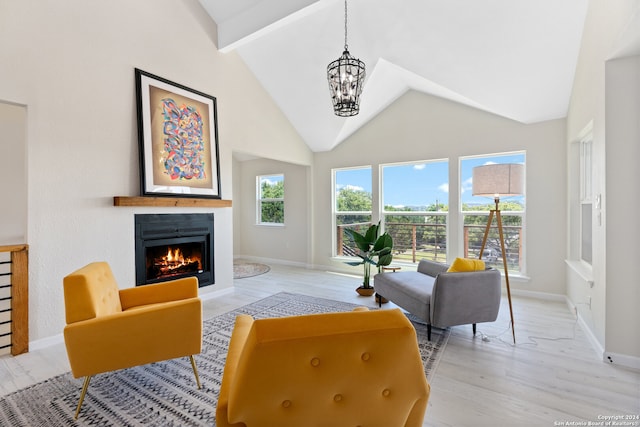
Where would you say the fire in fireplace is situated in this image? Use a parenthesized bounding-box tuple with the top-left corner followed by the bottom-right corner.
(146, 243, 203, 281)
(135, 213, 214, 287)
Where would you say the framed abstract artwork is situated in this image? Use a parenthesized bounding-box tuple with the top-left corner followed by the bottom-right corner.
(135, 68, 221, 198)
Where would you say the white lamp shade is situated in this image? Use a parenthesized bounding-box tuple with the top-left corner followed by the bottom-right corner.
(472, 163, 524, 197)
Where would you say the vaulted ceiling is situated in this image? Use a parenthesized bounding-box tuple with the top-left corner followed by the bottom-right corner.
(199, 0, 589, 152)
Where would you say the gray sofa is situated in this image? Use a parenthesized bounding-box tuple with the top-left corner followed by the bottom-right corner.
(373, 259, 502, 340)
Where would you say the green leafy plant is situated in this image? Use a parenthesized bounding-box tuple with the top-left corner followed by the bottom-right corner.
(343, 222, 393, 289)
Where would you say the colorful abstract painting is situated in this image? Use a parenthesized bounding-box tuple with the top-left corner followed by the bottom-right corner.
(161, 98, 206, 181)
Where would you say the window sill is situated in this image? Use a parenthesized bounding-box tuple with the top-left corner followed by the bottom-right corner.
(331, 257, 531, 281)
(507, 273, 530, 283)
(565, 259, 594, 283)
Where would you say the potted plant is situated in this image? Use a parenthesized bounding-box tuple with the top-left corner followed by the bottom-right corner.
(343, 222, 393, 295)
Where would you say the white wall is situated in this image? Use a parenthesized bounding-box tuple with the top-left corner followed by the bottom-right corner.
(604, 55, 640, 361)
(0, 102, 27, 244)
(234, 158, 311, 265)
(0, 0, 310, 341)
(566, 0, 640, 363)
(313, 91, 567, 295)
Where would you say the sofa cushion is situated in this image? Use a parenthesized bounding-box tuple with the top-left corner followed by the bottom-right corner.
(446, 257, 485, 272)
(417, 259, 448, 276)
(374, 272, 434, 323)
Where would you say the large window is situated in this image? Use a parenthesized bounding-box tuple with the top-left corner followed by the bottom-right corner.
(381, 160, 449, 263)
(257, 174, 284, 225)
(333, 167, 372, 257)
(460, 152, 526, 274)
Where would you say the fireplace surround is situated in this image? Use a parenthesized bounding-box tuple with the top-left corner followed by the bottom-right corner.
(134, 213, 214, 287)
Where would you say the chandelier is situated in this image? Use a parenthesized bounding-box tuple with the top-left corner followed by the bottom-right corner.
(327, 0, 366, 117)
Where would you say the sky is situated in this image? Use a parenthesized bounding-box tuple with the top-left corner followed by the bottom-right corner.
(335, 153, 526, 208)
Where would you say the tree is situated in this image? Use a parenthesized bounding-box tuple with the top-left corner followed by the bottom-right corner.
(260, 180, 284, 223)
(261, 180, 284, 198)
(336, 187, 372, 225)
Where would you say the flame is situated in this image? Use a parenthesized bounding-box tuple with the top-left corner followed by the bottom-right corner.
(151, 245, 201, 279)
(166, 247, 184, 263)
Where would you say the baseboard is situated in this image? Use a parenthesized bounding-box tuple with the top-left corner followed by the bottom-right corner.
(199, 285, 233, 302)
(603, 351, 640, 371)
(509, 288, 566, 302)
(233, 255, 311, 269)
(30, 333, 64, 351)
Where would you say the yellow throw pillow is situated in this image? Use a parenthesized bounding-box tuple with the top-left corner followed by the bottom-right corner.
(447, 257, 485, 272)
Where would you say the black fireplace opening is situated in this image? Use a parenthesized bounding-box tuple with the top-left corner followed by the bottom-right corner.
(135, 213, 214, 287)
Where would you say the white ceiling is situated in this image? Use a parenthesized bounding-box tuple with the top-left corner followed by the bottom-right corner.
(199, 0, 589, 152)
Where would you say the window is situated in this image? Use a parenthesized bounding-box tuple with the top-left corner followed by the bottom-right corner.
(460, 152, 526, 274)
(333, 167, 372, 257)
(257, 174, 284, 225)
(580, 134, 593, 264)
(381, 160, 449, 263)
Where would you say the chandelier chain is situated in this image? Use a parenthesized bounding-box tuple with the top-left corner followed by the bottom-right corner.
(344, 0, 348, 50)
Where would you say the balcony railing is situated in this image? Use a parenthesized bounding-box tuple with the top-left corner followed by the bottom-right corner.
(337, 222, 522, 272)
(462, 224, 523, 272)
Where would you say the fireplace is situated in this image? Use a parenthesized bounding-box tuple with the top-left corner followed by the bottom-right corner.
(135, 213, 214, 287)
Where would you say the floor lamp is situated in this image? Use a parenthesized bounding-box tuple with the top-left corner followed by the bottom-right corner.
(472, 163, 524, 344)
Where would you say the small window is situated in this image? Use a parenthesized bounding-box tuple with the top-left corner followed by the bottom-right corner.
(257, 174, 284, 225)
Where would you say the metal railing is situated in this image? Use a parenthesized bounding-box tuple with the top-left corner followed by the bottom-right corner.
(463, 224, 523, 272)
(337, 222, 522, 272)
(384, 222, 447, 264)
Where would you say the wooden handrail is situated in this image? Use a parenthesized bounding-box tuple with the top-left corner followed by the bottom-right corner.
(0, 244, 29, 355)
(0, 244, 28, 253)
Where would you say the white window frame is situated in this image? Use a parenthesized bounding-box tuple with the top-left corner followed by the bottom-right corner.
(332, 166, 373, 258)
(380, 159, 449, 264)
(257, 174, 284, 226)
(459, 151, 526, 276)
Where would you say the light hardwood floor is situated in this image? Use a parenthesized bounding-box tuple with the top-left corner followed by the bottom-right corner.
(1, 263, 638, 426)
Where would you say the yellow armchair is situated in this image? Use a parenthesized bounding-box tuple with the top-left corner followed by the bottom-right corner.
(62, 262, 202, 419)
(216, 307, 430, 427)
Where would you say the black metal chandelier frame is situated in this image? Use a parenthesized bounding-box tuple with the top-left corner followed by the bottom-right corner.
(327, 0, 366, 117)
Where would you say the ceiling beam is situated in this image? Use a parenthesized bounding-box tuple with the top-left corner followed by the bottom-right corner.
(204, 0, 332, 53)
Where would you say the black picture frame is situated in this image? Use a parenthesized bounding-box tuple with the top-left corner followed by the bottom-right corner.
(135, 68, 221, 199)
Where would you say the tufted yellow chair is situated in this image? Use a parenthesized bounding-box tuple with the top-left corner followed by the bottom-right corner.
(216, 307, 430, 427)
(62, 262, 202, 419)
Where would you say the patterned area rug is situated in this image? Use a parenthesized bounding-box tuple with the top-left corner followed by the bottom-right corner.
(0, 292, 449, 427)
(233, 260, 270, 279)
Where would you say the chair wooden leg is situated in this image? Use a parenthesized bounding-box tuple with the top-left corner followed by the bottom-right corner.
(473, 323, 477, 335)
(427, 324, 432, 341)
(74, 375, 92, 420)
(189, 355, 202, 389)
